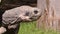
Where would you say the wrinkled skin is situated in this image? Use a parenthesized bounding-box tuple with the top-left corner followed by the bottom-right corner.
(0, 5, 41, 34)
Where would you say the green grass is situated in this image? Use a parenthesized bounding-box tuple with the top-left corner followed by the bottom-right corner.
(18, 21, 60, 34)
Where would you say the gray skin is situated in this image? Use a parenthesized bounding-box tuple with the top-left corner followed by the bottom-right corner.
(1, 5, 41, 34)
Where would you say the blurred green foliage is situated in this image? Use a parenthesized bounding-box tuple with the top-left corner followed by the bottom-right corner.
(18, 21, 60, 34)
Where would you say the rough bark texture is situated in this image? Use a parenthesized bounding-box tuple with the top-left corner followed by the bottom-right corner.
(37, 0, 60, 31)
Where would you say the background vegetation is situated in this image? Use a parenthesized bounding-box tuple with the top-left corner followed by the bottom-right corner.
(18, 21, 59, 34)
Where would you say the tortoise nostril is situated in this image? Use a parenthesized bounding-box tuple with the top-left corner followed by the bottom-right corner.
(34, 10, 38, 14)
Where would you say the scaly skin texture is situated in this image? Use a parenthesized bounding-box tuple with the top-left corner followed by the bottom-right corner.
(1, 5, 41, 34)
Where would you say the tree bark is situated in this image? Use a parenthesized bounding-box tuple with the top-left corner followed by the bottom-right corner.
(37, 0, 60, 31)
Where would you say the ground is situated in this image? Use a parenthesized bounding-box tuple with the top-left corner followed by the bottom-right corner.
(18, 21, 59, 34)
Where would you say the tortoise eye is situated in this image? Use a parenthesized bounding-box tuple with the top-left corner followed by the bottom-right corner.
(25, 12, 29, 16)
(34, 10, 38, 14)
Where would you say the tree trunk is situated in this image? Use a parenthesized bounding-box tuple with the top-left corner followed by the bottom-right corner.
(37, 0, 60, 31)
